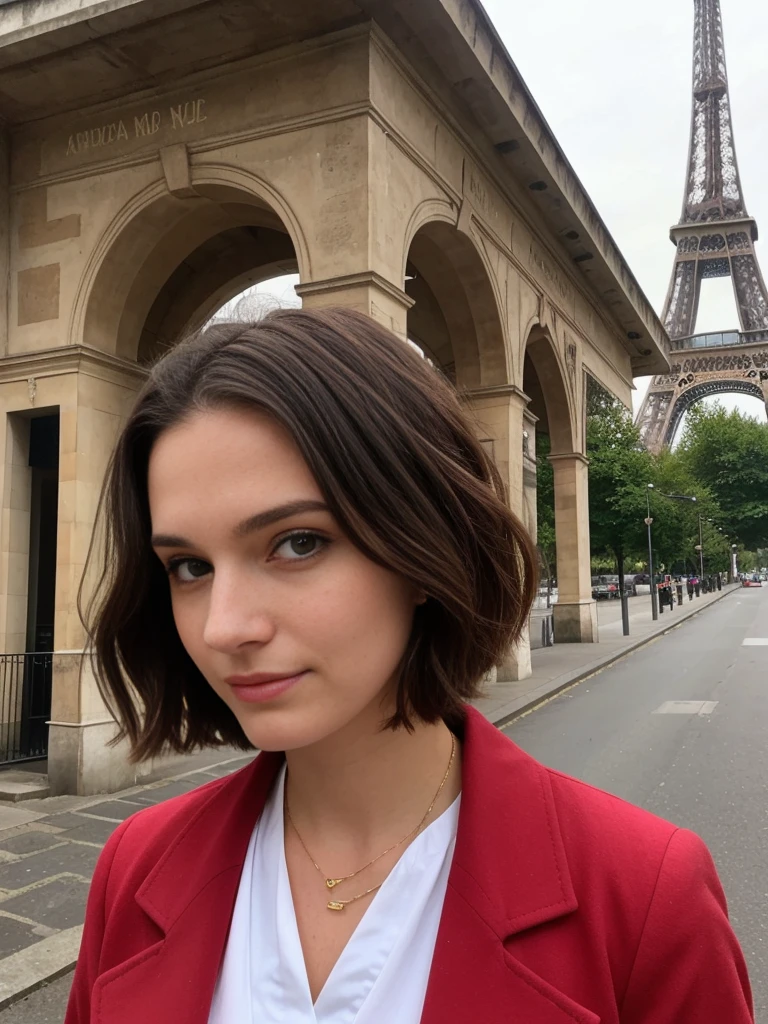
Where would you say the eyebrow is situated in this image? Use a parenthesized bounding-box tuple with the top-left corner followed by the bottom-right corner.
(150, 499, 330, 549)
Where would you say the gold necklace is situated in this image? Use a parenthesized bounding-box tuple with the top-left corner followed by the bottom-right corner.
(285, 734, 457, 912)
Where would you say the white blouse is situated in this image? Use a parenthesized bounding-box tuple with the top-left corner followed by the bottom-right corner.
(208, 765, 460, 1024)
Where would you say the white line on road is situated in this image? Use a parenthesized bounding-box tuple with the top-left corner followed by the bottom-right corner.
(743, 638, 768, 645)
(653, 701, 719, 715)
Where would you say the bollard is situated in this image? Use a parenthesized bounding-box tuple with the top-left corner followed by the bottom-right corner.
(694, 582, 700, 597)
(676, 583, 684, 605)
(621, 592, 630, 636)
(658, 586, 664, 614)
(717, 575, 722, 591)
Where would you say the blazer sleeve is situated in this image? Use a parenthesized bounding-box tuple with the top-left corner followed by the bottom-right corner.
(620, 827, 754, 1023)
(64, 817, 133, 1024)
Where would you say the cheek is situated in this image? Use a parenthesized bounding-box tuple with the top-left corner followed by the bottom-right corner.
(169, 592, 205, 654)
(306, 562, 416, 671)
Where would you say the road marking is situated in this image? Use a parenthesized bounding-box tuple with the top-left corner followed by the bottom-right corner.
(743, 638, 768, 645)
(653, 700, 719, 715)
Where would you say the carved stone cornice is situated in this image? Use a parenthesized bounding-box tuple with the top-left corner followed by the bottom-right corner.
(0, 345, 148, 387)
(295, 271, 415, 310)
(458, 383, 531, 404)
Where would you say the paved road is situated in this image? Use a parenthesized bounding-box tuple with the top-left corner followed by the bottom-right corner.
(505, 585, 768, 1020)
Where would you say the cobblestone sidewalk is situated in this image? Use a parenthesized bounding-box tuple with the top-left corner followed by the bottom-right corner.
(0, 752, 254, 1009)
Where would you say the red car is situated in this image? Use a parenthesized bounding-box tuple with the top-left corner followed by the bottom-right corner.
(742, 575, 763, 588)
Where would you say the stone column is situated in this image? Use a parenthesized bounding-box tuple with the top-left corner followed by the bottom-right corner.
(549, 452, 597, 643)
(47, 353, 146, 795)
(295, 272, 414, 339)
(462, 384, 533, 681)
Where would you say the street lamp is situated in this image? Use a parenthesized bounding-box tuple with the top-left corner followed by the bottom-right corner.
(645, 490, 697, 614)
(645, 484, 657, 621)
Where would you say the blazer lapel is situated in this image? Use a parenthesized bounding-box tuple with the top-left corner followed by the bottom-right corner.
(94, 751, 284, 1024)
(421, 707, 600, 1024)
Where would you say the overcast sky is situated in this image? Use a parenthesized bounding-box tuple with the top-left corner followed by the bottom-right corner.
(481, 0, 768, 424)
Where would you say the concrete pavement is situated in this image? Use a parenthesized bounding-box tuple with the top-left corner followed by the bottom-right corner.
(0, 581, 740, 1013)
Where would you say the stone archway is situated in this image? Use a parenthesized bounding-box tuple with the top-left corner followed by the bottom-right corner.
(404, 218, 509, 388)
(48, 176, 308, 794)
(523, 326, 596, 645)
(76, 172, 309, 363)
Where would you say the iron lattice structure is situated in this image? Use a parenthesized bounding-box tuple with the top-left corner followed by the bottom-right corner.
(636, 0, 768, 451)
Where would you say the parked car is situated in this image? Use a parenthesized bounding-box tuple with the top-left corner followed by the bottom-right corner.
(591, 575, 620, 599)
(742, 575, 763, 588)
(632, 573, 651, 587)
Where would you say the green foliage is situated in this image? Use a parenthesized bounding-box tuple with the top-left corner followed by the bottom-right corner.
(536, 432, 556, 577)
(677, 403, 768, 551)
(584, 383, 736, 574)
(585, 379, 653, 573)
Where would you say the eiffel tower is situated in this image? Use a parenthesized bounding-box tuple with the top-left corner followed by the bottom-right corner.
(636, 0, 768, 452)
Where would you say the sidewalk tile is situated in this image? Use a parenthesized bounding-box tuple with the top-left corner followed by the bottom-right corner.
(78, 801, 144, 821)
(56, 820, 120, 845)
(0, 877, 90, 930)
(0, 843, 99, 890)
(0, 917, 42, 959)
(0, 834, 65, 856)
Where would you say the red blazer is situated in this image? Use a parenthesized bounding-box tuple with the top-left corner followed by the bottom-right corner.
(65, 707, 753, 1023)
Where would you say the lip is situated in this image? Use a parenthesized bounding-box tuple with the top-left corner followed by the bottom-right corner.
(224, 670, 307, 704)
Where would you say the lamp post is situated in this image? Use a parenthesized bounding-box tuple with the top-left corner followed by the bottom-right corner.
(697, 515, 705, 580)
(651, 491, 697, 608)
(645, 484, 657, 621)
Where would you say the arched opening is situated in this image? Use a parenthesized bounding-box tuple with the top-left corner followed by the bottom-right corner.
(522, 327, 595, 644)
(522, 328, 575, 641)
(404, 220, 508, 388)
(80, 178, 306, 364)
(668, 381, 767, 447)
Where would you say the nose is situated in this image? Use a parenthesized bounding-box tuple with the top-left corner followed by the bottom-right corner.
(202, 568, 277, 653)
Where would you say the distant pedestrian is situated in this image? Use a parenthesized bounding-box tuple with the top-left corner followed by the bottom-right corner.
(65, 309, 753, 1023)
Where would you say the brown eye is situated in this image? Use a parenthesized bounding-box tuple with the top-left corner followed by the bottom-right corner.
(168, 558, 211, 582)
(274, 532, 326, 561)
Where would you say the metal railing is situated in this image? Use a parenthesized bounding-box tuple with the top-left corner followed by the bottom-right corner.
(671, 328, 768, 351)
(0, 653, 52, 765)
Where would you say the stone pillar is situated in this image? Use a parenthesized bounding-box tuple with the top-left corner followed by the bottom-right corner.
(549, 452, 597, 643)
(295, 271, 413, 339)
(0, 125, 8, 359)
(462, 384, 533, 680)
(47, 355, 146, 795)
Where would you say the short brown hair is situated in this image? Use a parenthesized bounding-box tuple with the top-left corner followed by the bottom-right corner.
(83, 307, 537, 761)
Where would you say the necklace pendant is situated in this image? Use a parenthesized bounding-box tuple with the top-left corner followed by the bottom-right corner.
(325, 878, 344, 889)
(327, 901, 345, 912)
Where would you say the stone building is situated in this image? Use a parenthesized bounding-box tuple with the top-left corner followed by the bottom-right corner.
(0, 0, 669, 793)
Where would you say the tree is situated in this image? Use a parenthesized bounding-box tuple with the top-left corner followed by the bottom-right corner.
(536, 433, 557, 586)
(585, 379, 654, 590)
(677, 403, 768, 551)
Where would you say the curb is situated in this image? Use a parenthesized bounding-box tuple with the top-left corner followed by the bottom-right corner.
(0, 927, 82, 1012)
(490, 584, 740, 731)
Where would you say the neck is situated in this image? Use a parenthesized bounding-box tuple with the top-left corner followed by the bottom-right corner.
(284, 701, 461, 851)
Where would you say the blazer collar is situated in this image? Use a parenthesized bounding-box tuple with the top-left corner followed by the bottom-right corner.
(449, 705, 577, 937)
(420, 708, 596, 1024)
(104, 708, 590, 1024)
(134, 707, 576, 939)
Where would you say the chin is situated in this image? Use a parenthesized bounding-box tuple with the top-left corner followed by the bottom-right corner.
(232, 698, 381, 754)
(231, 707, 341, 754)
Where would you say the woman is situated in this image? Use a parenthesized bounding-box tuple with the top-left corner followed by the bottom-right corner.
(66, 308, 753, 1023)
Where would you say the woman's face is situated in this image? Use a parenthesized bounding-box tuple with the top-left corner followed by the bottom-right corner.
(148, 406, 421, 752)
